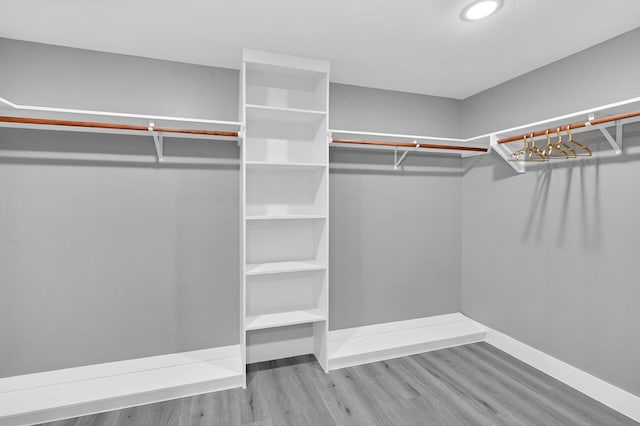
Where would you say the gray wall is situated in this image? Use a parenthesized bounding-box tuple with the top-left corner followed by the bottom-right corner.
(330, 83, 462, 137)
(462, 27, 640, 137)
(329, 84, 463, 329)
(0, 38, 239, 121)
(461, 127, 640, 397)
(461, 27, 640, 397)
(0, 38, 463, 376)
(0, 129, 240, 377)
(329, 150, 462, 330)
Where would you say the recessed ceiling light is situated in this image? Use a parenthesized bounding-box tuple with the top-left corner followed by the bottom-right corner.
(462, 0, 502, 21)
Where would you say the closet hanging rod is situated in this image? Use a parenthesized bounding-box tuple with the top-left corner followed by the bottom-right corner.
(497, 110, 640, 144)
(332, 138, 488, 152)
(0, 115, 239, 138)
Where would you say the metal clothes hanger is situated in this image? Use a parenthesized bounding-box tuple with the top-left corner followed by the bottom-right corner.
(543, 129, 569, 159)
(508, 134, 529, 161)
(556, 127, 577, 157)
(509, 133, 546, 162)
(565, 125, 592, 156)
(526, 132, 546, 161)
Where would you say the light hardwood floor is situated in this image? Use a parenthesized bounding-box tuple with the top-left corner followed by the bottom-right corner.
(45, 343, 638, 425)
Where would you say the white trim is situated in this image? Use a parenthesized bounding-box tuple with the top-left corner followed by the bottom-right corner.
(0, 345, 243, 426)
(481, 325, 640, 423)
(328, 313, 486, 371)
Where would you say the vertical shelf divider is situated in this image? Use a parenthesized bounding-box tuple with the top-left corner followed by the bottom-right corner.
(241, 49, 330, 373)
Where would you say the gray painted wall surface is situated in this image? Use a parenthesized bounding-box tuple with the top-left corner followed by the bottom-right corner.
(0, 38, 239, 121)
(462, 27, 640, 137)
(461, 126, 640, 396)
(330, 150, 462, 330)
(0, 38, 463, 376)
(0, 129, 240, 377)
(460, 27, 640, 398)
(330, 83, 462, 137)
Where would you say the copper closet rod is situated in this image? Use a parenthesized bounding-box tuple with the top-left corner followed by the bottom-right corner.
(0, 115, 239, 137)
(332, 138, 488, 152)
(497, 110, 640, 145)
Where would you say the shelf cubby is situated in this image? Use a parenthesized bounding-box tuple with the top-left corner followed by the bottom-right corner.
(246, 270, 327, 330)
(244, 114, 327, 164)
(246, 62, 327, 112)
(246, 166, 327, 217)
(246, 218, 327, 266)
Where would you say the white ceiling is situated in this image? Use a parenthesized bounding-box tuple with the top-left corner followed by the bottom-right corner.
(1, 0, 639, 99)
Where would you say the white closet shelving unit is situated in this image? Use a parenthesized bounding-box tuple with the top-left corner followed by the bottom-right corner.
(240, 49, 330, 378)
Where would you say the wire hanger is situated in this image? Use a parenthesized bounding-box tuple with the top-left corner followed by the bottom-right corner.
(556, 127, 577, 158)
(565, 125, 592, 156)
(543, 129, 570, 159)
(526, 132, 546, 161)
(509, 133, 546, 162)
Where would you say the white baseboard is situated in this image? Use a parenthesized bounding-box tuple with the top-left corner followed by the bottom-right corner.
(481, 324, 640, 423)
(0, 345, 244, 426)
(328, 313, 487, 371)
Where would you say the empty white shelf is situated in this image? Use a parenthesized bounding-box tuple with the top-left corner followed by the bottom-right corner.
(246, 260, 326, 276)
(246, 214, 326, 221)
(245, 161, 326, 170)
(246, 104, 326, 124)
(245, 309, 326, 331)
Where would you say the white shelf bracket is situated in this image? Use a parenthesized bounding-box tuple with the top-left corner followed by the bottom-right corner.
(491, 134, 524, 174)
(148, 122, 164, 162)
(237, 124, 245, 147)
(598, 126, 621, 154)
(393, 143, 412, 170)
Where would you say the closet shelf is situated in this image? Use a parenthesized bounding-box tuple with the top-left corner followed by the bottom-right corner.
(246, 260, 326, 276)
(491, 101, 640, 174)
(245, 309, 326, 331)
(330, 129, 489, 167)
(246, 104, 326, 124)
(0, 96, 242, 163)
(245, 214, 326, 221)
(245, 161, 326, 170)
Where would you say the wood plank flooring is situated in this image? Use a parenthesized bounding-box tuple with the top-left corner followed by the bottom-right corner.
(44, 343, 638, 425)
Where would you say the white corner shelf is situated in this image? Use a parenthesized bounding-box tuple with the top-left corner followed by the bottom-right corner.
(245, 309, 326, 331)
(246, 260, 326, 276)
(245, 214, 326, 221)
(246, 104, 326, 124)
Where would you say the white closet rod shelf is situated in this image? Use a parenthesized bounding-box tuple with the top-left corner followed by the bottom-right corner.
(0, 96, 242, 127)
